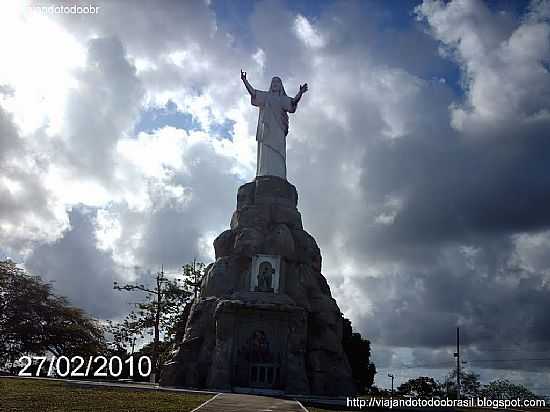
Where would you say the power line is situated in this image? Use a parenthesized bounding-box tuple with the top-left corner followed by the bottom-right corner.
(402, 359, 550, 368)
(466, 348, 550, 353)
(401, 358, 550, 369)
(402, 362, 456, 369)
(467, 358, 550, 362)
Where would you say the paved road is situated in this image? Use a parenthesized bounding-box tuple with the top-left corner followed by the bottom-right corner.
(192, 393, 307, 412)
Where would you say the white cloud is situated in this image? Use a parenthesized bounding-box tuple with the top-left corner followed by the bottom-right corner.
(294, 15, 326, 49)
(417, 0, 550, 135)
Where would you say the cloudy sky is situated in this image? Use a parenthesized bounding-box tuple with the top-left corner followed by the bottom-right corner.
(1, 0, 550, 393)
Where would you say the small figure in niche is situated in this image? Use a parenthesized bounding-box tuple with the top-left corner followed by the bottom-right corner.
(256, 261, 274, 292)
(249, 330, 272, 363)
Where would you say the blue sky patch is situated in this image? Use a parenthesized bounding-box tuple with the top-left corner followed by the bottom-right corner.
(209, 118, 236, 141)
(134, 100, 201, 135)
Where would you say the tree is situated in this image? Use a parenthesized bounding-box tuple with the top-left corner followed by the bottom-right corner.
(341, 317, 376, 393)
(0, 260, 106, 373)
(481, 379, 539, 400)
(104, 316, 148, 360)
(365, 385, 392, 397)
(442, 369, 481, 398)
(398, 376, 442, 398)
(182, 259, 205, 301)
(132, 341, 174, 382)
(166, 260, 205, 342)
(113, 261, 205, 381)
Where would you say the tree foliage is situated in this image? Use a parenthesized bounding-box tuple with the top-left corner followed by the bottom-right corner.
(112, 260, 205, 379)
(132, 341, 174, 382)
(0, 260, 106, 373)
(397, 376, 442, 398)
(481, 379, 539, 400)
(442, 369, 481, 398)
(166, 260, 205, 341)
(342, 317, 376, 393)
(400, 372, 539, 401)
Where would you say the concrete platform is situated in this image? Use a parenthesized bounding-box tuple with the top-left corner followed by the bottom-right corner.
(192, 393, 307, 412)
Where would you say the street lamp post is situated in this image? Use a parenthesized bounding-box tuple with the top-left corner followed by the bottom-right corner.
(388, 373, 394, 397)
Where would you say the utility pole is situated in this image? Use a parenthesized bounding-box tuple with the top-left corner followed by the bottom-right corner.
(151, 264, 163, 383)
(388, 373, 394, 397)
(453, 327, 460, 399)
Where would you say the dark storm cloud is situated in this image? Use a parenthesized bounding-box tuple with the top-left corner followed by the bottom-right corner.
(26, 207, 128, 319)
(356, 127, 550, 258)
(0, 107, 63, 254)
(60, 36, 143, 180)
(0, 104, 21, 161)
(274, 0, 550, 368)
(335, 2, 550, 358)
(354, 240, 547, 345)
(249, 0, 310, 77)
(137, 139, 243, 269)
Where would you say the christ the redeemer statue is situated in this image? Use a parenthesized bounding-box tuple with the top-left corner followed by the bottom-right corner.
(241, 70, 308, 180)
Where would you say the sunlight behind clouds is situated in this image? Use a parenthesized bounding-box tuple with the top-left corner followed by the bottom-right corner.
(294, 15, 326, 49)
(0, 3, 85, 136)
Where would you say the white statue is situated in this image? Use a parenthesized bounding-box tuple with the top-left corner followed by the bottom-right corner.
(241, 70, 308, 179)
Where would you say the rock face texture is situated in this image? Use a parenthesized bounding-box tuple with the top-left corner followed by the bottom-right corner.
(160, 176, 355, 395)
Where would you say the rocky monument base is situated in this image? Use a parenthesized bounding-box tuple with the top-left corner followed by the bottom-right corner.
(160, 176, 355, 395)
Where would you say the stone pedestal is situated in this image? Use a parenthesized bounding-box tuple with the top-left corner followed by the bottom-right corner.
(160, 176, 355, 396)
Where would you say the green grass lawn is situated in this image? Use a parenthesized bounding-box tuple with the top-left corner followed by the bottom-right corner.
(0, 378, 212, 412)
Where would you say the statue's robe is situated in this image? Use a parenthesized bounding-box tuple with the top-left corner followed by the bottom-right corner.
(252, 89, 296, 179)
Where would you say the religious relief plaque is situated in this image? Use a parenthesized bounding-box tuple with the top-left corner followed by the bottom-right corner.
(250, 254, 281, 293)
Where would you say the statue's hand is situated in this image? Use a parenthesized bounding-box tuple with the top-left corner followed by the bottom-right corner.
(300, 83, 308, 94)
(241, 70, 247, 81)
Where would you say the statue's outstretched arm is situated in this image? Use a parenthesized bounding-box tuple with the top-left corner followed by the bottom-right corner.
(292, 83, 308, 106)
(241, 70, 255, 97)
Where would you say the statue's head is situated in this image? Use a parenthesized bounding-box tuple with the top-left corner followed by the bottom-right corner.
(259, 261, 273, 276)
(270, 76, 286, 96)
